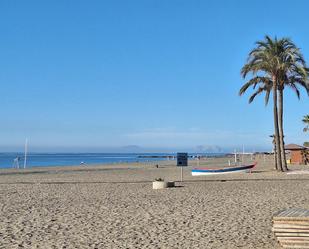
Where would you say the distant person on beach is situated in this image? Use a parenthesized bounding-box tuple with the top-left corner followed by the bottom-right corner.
(13, 157, 20, 168)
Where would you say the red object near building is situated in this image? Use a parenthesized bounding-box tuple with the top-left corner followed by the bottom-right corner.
(285, 144, 308, 164)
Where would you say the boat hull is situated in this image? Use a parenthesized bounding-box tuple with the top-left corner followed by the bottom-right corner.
(191, 163, 256, 176)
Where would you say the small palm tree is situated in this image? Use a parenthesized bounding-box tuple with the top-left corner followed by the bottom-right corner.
(239, 35, 309, 171)
(303, 115, 309, 132)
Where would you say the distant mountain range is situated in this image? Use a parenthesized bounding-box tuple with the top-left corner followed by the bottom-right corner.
(195, 145, 223, 153)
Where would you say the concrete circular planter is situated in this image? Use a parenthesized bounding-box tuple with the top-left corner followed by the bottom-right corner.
(152, 181, 167, 189)
(152, 181, 175, 189)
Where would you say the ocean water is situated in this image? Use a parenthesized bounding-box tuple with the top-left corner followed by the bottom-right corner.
(0, 153, 177, 169)
(0, 152, 227, 169)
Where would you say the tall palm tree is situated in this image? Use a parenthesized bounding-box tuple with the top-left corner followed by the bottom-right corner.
(240, 36, 282, 171)
(303, 115, 309, 132)
(276, 38, 309, 170)
(240, 36, 309, 171)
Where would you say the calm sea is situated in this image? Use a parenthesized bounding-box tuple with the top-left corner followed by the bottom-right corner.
(0, 153, 176, 169)
(0, 152, 226, 169)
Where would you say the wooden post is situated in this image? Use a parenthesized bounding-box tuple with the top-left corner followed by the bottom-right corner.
(180, 167, 183, 182)
(234, 149, 237, 164)
(24, 138, 28, 169)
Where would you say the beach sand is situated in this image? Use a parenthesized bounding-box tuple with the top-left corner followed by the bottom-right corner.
(1, 155, 309, 248)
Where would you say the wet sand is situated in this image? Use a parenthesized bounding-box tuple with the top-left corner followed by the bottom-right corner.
(1, 155, 309, 248)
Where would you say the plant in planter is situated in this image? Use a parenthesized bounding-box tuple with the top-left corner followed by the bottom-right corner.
(155, 178, 164, 181)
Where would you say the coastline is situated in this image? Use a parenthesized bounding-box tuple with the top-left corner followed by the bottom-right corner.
(0, 152, 231, 169)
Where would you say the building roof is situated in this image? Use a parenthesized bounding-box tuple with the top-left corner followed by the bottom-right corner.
(285, 143, 307, 150)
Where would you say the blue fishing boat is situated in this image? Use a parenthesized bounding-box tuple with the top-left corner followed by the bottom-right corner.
(191, 163, 257, 176)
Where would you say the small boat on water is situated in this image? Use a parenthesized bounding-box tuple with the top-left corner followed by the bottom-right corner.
(191, 163, 257, 176)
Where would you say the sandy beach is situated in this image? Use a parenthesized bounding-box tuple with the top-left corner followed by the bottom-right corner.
(1, 156, 309, 249)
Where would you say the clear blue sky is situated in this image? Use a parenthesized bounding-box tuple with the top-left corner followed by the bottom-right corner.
(1, 0, 309, 152)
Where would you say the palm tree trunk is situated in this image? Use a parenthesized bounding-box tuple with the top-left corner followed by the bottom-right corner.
(274, 148, 278, 170)
(273, 138, 278, 170)
(278, 89, 288, 171)
(273, 79, 283, 171)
